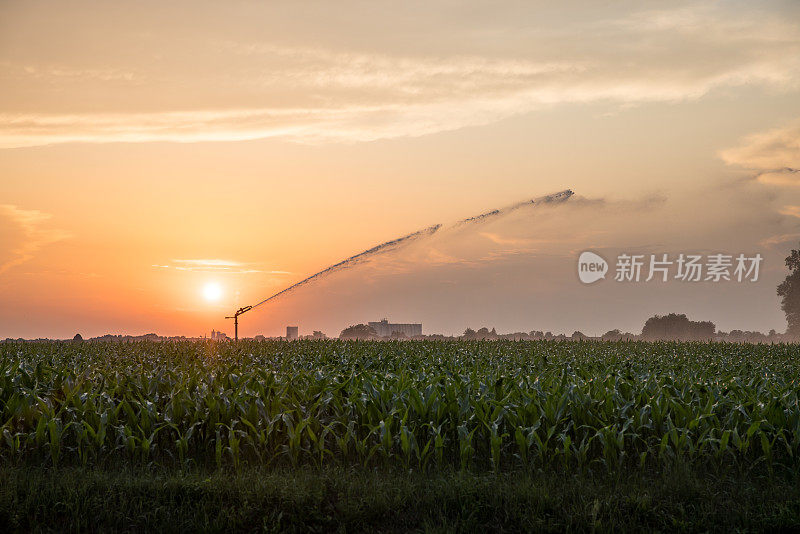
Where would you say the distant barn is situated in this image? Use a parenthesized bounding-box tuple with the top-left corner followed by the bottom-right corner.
(286, 326, 299, 341)
(368, 319, 422, 338)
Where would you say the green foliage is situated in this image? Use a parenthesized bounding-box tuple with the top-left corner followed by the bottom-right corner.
(1, 339, 800, 472)
(2, 465, 800, 532)
(778, 245, 800, 335)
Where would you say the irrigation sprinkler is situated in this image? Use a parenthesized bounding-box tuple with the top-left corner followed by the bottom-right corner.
(225, 305, 252, 341)
(224, 191, 574, 341)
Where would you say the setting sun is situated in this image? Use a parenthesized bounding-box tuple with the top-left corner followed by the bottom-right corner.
(202, 282, 222, 302)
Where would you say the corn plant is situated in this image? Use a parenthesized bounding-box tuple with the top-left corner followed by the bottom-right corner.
(0, 339, 798, 473)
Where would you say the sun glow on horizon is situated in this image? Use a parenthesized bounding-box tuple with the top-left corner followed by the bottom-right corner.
(202, 282, 223, 302)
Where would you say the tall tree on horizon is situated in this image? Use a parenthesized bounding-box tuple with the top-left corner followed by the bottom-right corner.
(777, 246, 800, 336)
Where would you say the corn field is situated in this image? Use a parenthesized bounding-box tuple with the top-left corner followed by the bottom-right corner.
(1, 340, 799, 472)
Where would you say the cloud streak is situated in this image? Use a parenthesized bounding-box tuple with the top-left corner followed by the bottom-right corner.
(779, 206, 800, 219)
(152, 259, 289, 274)
(1, 3, 798, 148)
(720, 120, 800, 186)
(0, 205, 71, 275)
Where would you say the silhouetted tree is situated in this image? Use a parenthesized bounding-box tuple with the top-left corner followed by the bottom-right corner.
(641, 313, 715, 341)
(73, 333, 83, 341)
(601, 329, 622, 341)
(339, 324, 377, 340)
(777, 246, 800, 336)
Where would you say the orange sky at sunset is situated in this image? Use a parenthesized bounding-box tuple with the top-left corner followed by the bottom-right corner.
(2, 1, 800, 339)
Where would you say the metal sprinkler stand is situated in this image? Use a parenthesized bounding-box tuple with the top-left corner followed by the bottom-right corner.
(225, 305, 252, 341)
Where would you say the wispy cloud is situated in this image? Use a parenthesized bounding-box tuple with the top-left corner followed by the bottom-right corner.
(152, 259, 289, 275)
(480, 232, 540, 247)
(0, 205, 71, 275)
(719, 120, 800, 203)
(1, 4, 798, 148)
(720, 120, 800, 185)
(173, 259, 245, 267)
(0, 61, 138, 83)
(779, 206, 800, 218)
(760, 233, 800, 248)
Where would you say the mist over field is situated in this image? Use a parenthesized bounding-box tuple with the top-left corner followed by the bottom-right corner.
(252, 183, 788, 338)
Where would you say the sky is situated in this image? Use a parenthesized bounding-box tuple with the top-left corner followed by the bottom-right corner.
(2, 0, 800, 339)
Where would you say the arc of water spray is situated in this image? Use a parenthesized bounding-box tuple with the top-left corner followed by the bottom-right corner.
(249, 223, 442, 311)
(455, 189, 573, 225)
(244, 189, 574, 313)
